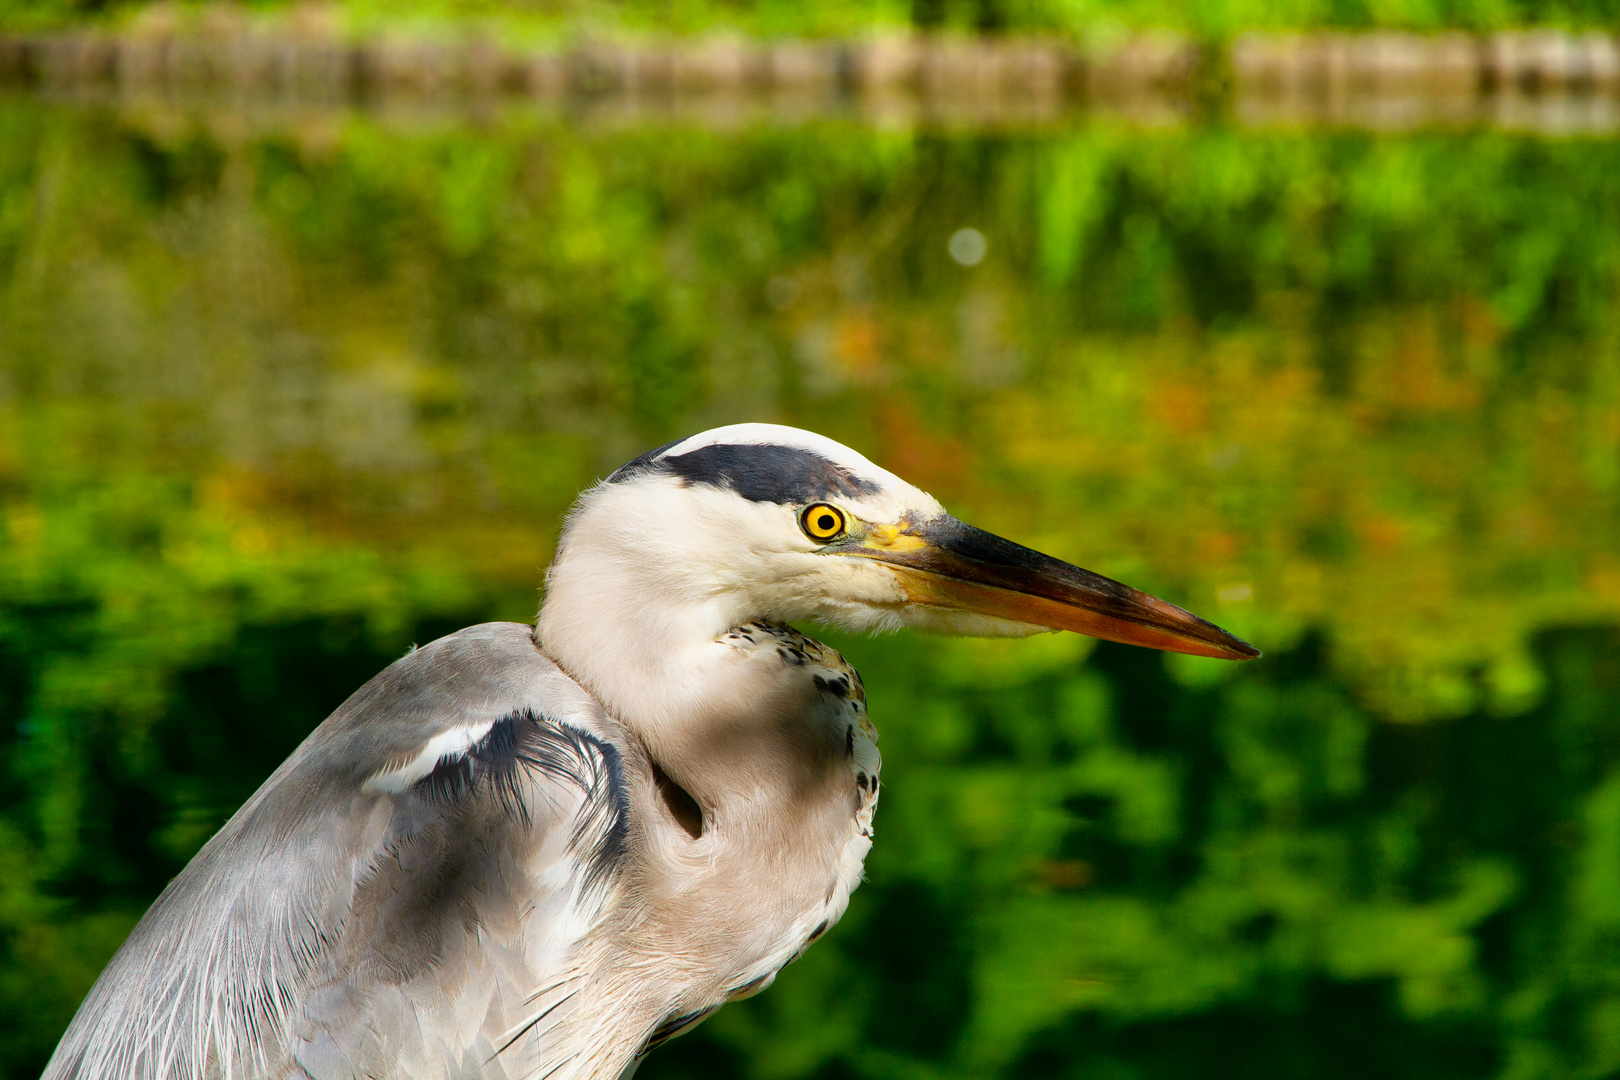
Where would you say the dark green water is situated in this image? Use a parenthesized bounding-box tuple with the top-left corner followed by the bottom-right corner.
(2, 95, 1620, 1079)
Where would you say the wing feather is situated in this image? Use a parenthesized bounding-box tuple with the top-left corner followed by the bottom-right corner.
(43, 623, 631, 1080)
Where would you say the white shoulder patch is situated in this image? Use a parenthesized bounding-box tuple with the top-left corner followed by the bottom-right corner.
(361, 721, 496, 795)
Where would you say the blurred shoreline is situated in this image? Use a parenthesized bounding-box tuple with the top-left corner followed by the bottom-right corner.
(2, 26, 1619, 132)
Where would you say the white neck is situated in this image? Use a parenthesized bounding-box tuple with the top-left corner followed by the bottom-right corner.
(538, 537, 740, 735)
(535, 483, 775, 796)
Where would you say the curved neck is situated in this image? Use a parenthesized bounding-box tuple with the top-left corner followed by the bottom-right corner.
(538, 544, 733, 734)
(536, 490, 760, 803)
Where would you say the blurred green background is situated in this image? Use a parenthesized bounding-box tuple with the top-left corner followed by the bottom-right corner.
(3, 91, 1620, 1080)
(3, 0, 1619, 42)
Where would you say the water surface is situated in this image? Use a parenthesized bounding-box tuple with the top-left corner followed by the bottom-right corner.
(2, 95, 1619, 1079)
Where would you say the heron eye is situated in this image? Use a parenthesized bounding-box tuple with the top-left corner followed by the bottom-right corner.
(800, 503, 848, 543)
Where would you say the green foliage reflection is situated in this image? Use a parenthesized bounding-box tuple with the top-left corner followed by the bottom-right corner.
(2, 99, 1620, 1078)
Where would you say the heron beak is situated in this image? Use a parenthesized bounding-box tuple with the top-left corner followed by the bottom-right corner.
(845, 514, 1260, 660)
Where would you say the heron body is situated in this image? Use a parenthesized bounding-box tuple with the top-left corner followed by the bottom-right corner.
(44, 425, 1254, 1080)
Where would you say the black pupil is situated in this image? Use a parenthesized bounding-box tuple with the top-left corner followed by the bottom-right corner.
(816, 513, 836, 532)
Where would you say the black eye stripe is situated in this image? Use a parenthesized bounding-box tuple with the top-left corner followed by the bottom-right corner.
(608, 442, 880, 504)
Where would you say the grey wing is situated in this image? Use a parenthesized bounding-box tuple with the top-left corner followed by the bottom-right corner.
(42, 622, 634, 1080)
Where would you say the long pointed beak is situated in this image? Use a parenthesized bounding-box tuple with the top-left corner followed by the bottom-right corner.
(844, 514, 1259, 660)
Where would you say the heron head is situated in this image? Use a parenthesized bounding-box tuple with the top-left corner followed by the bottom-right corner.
(545, 424, 1256, 661)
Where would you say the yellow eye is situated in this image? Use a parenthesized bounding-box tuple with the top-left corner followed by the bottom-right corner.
(800, 503, 848, 543)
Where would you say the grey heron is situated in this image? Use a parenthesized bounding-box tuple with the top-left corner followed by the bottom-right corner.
(43, 423, 1257, 1080)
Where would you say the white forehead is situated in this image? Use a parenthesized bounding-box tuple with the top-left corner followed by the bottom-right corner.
(662, 423, 908, 489)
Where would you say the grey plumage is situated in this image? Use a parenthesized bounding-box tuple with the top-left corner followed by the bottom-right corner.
(46, 625, 626, 1078)
(43, 423, 1256, 1080)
